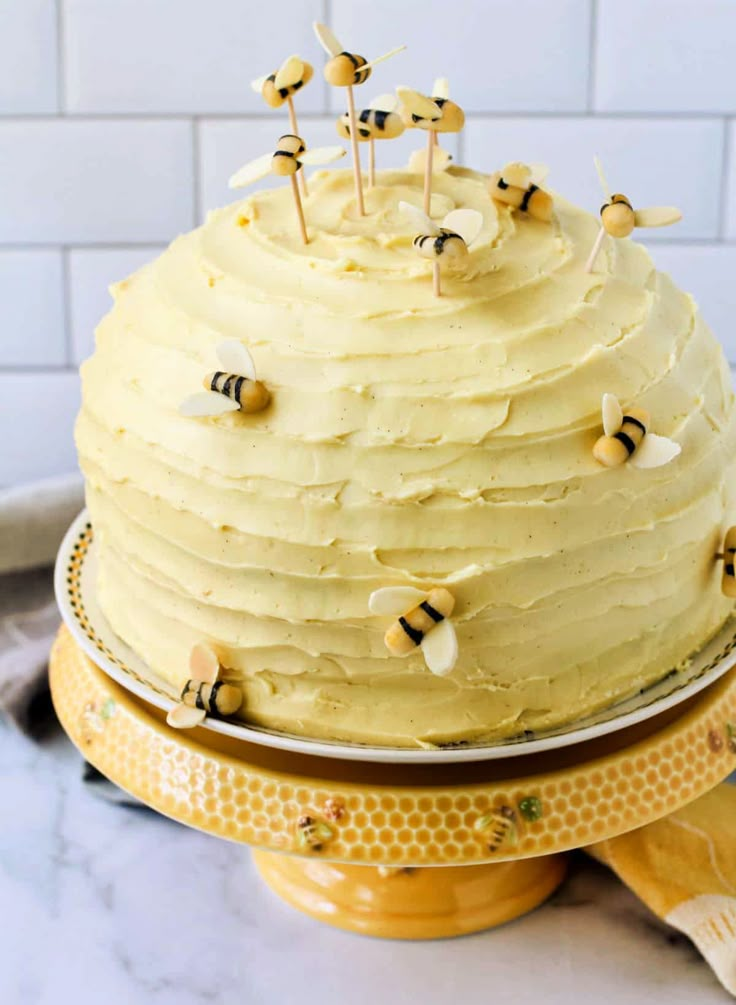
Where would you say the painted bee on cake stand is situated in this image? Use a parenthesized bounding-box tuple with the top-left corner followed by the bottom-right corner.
(179, 339, 270, 418)
(166, 642, 242, 730)
(369, 586, 458, 676)
(592, 393, 681, 469)
(399, 200, 483, 297)
(488, 162, 553, 222)
(585, 155, 682, 273)
(336, 93, 405, 187)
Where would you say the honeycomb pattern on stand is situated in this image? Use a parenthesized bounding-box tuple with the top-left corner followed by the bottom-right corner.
(50, 626, 736, 867)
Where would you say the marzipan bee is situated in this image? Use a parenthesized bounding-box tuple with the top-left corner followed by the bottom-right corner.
(229, 134, 346, 187)
(473, 807, 519, 853)
(369, 586, 459, 676)
(399, 201, 483, 296)
(313, 22, 405, 87)
(593, 393, 681, 469)
(336, 93, 405, 141)
(488, 162, 553, 222)
(297, 815, 334, 852)
(179, 339, 270, 418)
(407, 78, 455, 174)
(716, 527, 736, 597)
(166, 643, 242, 729)
(251, 55, 314, 108)
(586, 156, 682, 273)
(396, 85, 465, 134)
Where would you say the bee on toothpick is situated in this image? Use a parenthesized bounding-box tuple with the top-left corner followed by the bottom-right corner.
(166, 643, 242, 729)
(313, 22, 406, 217)
(715, 528, 736, 598)
(585, 155, 682, 274)
(251, 55, 314, 196)
(229, 135, 346, 244)
(179, 339, 270, 418)
(488, 162, 553, 222)
(399, 200, 483, 297)
(405, 78, 455, 175)
(336, 94, 405, 188)
(368, 586, 459, 676)
(396, 86, 465, 214)
(593, 393, 681, 469)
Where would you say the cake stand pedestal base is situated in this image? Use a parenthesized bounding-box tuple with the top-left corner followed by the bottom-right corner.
(49, 626, 736, 941)
(252, 850, 567, 938)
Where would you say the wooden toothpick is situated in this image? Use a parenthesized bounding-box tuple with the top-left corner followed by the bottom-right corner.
(368, 138, 376, 189)
(290, 174, 309, 244)
(345, 84, 365, 215)
(286, 96, 307, 197)
(432, 260, 441, 297)
(584, 226, 606, 274)
(423, 130, 434, 215)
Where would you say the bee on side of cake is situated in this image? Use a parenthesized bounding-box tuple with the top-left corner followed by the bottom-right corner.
(593, 393, 681, 470)
(179, 339, 270, 418)
(166, 642, 242, 730)
(369, 586, 459, 677)
(585, 155, 682, 273)
(488, 161, 553, 222)
(716, 528, 736, 598)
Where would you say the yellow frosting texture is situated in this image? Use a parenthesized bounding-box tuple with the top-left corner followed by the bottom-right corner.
(76, 166, 736, 747)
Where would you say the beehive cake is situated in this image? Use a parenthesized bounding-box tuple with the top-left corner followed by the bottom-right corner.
(75, 164, 736, 747)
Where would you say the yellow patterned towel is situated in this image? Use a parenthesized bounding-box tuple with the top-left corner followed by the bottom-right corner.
(589, 783, 736, 997)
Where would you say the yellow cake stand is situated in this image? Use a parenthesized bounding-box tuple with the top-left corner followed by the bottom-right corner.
(50, 625, 736, 939)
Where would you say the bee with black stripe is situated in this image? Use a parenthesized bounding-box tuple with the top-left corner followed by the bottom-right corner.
(369, 586, 459, 676)
(229, 136, 346, 243)
(489, 162, 553, 223)
(399, 201, 483, 297)
(716, 528, 736, 598)
(586, 156, 682, 273)
(179, 339, 270, 418)
(166, 643, 242, 730)
(251, 55, 314, 110)
(314, 22, 405, 216)
(336, 94, 405, 187)
(593, 393, 680, 470)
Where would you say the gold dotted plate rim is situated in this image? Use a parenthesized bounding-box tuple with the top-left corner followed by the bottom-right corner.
(56, 509, 736, 765)
(50, 626, 736, 865)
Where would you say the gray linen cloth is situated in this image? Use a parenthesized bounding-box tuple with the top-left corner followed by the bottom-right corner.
(0, 473, 84, 733)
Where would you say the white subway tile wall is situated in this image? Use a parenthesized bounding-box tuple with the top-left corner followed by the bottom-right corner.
(1, 0, 735, 485)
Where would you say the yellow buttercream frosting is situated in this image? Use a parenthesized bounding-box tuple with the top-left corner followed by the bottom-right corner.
(76, 165, 736, 747)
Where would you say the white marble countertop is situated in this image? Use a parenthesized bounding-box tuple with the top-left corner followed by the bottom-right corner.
(1, 724, 732, 1005)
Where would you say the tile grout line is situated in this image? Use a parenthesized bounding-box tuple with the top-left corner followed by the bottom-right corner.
(54, 0, 66, 114)
(0, 110, 732, 122)
(586, 0, 599, 113)
(322, 0, 331, 114)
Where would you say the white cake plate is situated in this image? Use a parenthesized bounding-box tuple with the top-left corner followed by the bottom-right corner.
(55, 509, 736, 764)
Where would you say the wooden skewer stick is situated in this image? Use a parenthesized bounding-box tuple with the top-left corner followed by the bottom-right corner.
(423, 129, 434, 215)
(345, 84, 365, 216)
(286, 97, 308, 197)
(368, 137, 376, 188)
(290, 174, 309, 244)
(585, 226, 606, 274)
(432, 260, 441, 298)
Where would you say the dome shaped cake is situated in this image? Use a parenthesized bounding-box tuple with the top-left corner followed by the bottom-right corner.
(76, 165, 736, 747)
